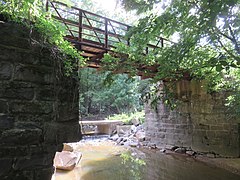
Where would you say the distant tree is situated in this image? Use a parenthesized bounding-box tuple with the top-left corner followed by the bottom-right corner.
(79, 68, 149, 116)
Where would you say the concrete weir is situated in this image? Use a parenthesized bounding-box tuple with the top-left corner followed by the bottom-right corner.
(80, 120, 123, 135)
(0, 21, 81, 179)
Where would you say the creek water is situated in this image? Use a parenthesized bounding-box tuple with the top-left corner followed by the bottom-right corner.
(53, 136, 240, 180)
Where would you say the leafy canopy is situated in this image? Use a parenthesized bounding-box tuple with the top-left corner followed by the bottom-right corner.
(102, 0, 240, 112)
(0, 0, 85, 75)
(105, 0, 240, 80)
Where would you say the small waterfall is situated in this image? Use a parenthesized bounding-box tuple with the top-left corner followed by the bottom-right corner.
(82, 134, 110, 141)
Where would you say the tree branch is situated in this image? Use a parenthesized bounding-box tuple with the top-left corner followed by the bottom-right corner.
(216, 36, 239, 61)
(215, 27, 234, 42)
(228, 24, 240, 54)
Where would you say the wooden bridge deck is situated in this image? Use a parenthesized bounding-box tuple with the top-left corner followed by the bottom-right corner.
(47, 1, 172, 71)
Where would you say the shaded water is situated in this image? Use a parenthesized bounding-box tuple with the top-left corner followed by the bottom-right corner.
(53, 138, 240, 180)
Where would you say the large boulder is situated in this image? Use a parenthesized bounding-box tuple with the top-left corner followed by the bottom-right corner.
(54, 151, 82, 171)
(135, 131, 146, 142)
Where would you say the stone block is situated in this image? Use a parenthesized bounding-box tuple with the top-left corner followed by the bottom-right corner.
(13, 64, 53, 84)
(19, 52, 40, 65)
(57, 104, 79, 122)
(14, 122, 42, 130)
(0, 61, 12, 80)
(38, 144, 61, 155)
(9, 101, 53, 114)
(116, 125, 132, 136)
(13, 153, 55, 170)
(36, 87, 55, 101)
(39, 56, 54, 67)
(0, 84, 35, 100)
(195, 123, 210, 130)
(157, 133, 165, 139)
(34, 166, 54, 180)
(222, 124, 231, 131)
(163, 123, 175, 129)
(206, 130, 216, 138)
(204, 113, 226, 123)
(43, 122, 81, 144)
(0, 128, 43, 145)
(0, 46, 16, 61)
(175, 124, 190, 129)
(174, 129, 186, 134)
(0, 100, 8, 113)
(17, 114, 52, 123)
(214, 131, 229, 138)
(158, 128, 166, 132)
(9, 35, 31, 49)
(44, 73, 55, 84)
(0, 115, 14, 130)
(0, 146, 29, 157)
(0, 158, 13, 176)
(0, 47, 40, 65)
(210, 125, 223, 130)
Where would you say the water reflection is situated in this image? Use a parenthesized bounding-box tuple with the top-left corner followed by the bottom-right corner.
(120, 152, 146, 180)
(53, 140, 240, 180)
(142, 149, 240, 180)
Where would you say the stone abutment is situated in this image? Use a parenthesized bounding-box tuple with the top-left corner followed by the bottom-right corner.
(145, 80, 240, 157)
(0, 21, 81, 179)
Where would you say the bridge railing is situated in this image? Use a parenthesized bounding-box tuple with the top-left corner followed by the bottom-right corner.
(46, 1, 173, 56)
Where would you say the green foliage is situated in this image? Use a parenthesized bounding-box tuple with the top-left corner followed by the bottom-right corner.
(117, 0, 240, 74)
(0, 0, 85, 75)
(79, 68, 149, 116)
(119, 0, 157, 14)
(107, 111, 145, 124)
(120, 152, 146, 180)
(101, 0, 240, 113)
(226, 93, 240, 116)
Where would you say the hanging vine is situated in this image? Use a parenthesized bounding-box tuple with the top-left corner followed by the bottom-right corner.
(0, 0, 86, 76)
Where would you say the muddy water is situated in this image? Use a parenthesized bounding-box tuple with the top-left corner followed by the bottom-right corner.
(53, 139, 240, 180)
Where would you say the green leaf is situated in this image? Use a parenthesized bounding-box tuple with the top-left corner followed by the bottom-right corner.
(216, 65, 223, 72)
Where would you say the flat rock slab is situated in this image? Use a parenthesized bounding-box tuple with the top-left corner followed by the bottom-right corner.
(80, 120, 123, 125)
(54, 151, 82, 171)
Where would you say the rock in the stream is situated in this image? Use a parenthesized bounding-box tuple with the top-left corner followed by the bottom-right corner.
(206, 153, 216, 158)
(131, 118, 140, 126)
(136, 124, 144, 131)
(140, 142, 148, 146)
(165, 145, 179, 151)
(120, 141, 125, 146)
(148, 143, 157, 149)
(186, 150, 196, 156)
(116, 137, 124, 144)
(63, 143, 74, 152)
(159, 149, 166, 153)
(131, 125, 137, 133)
(174, 147, 186, 154)
(109, 134, 119, 141)
(117, 125, 132, 136)
(135, 131, 145, 142)
(54, 151, 82, 171)
(129, 142, 138, 147)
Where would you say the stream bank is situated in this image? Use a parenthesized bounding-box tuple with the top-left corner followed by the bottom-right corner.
(52, 136, 240, 180)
